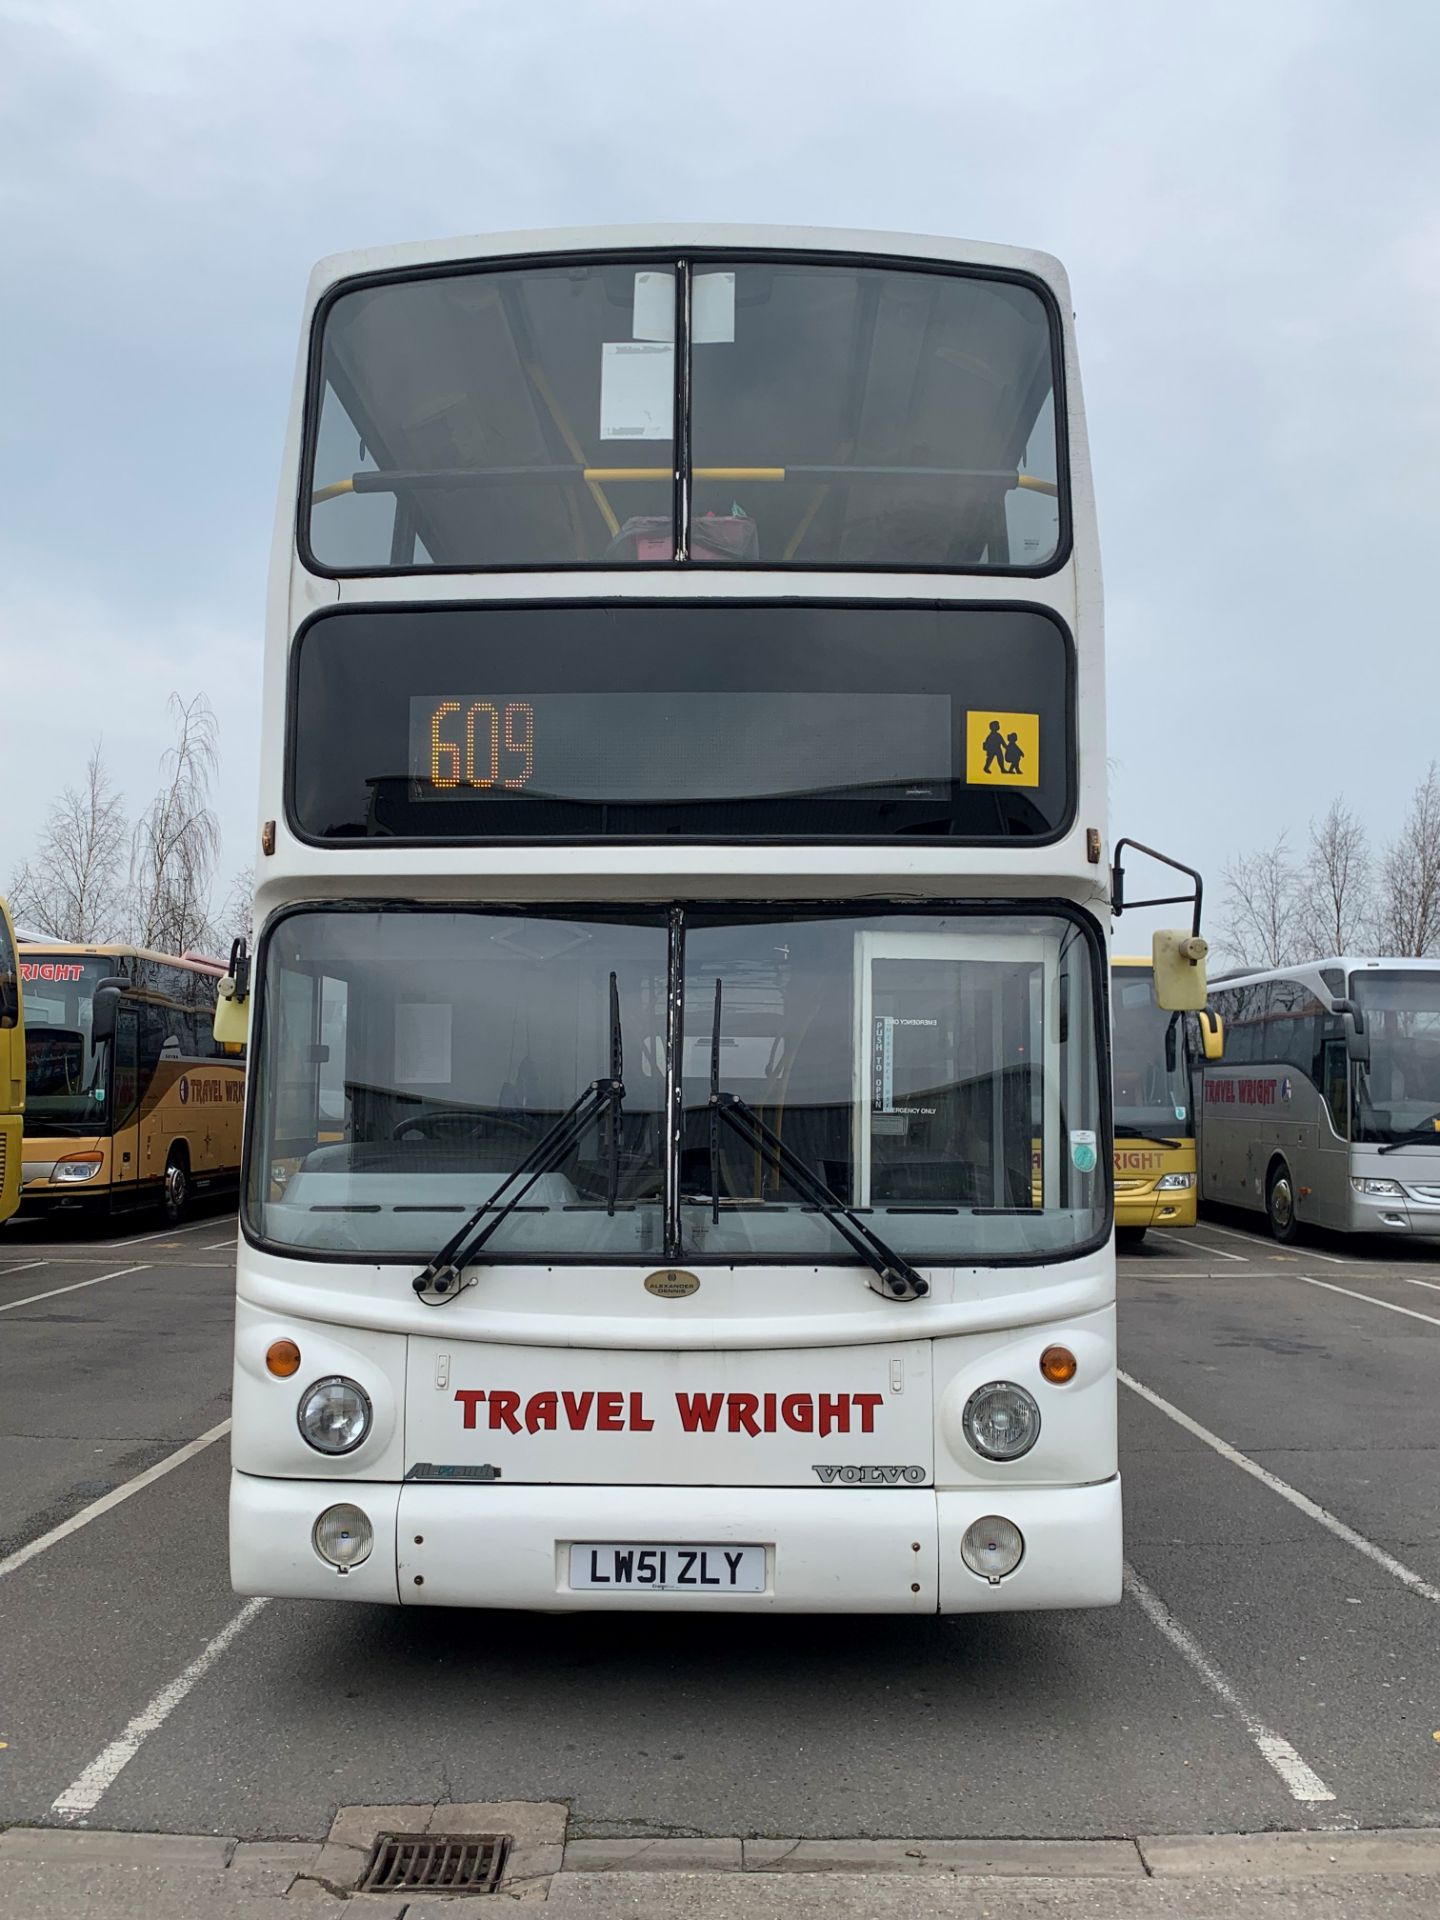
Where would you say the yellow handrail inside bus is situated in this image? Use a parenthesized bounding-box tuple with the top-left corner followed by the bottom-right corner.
(310, 467, 1061, 504)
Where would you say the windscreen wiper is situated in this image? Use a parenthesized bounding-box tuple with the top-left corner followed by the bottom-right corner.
(413, 972, 625, 1301)
(705, 980, 928, 1302)
(1377, 1112, 1440, 1155)
(1114, 1123, 1184, 1151)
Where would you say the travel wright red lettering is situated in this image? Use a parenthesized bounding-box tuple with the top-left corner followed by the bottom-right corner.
(455, 1387, 886, 1435)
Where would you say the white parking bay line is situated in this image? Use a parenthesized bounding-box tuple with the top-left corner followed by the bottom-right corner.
(1120, 1371, 1440, 1606)
(1153, 1231, 1248, 1263)
(1124, 1566, 1333, 1804)
(0, 1420, 231, 1583)
(1120, 1270, 1217, 1279)
(1297, 1273, 1440, 1330)
(0, 1265, 149, 1315)
(1190, 1219, 1270, 1249)
(203, 1238, 235, 1250)
(51, 1597, 268, 1821)
(1196, 1216, 1354, 1265)
(0, 1259, 48, 1277)
(94, 1217, 223, 1250)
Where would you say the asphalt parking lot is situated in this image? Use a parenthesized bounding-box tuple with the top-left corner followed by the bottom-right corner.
(2, 1204, 1438, 1867)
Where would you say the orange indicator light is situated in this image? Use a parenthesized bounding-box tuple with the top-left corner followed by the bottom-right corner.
(266, 1339, 302, 1378)
(1040, 1345, 1078, 1384)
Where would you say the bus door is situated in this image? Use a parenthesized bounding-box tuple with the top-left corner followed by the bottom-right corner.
(852, 932, 1059, 1213)
(109, 1000, 142, 1204)
(0, 896, 21, 1223)
(1313, 1034, 1351, 1230)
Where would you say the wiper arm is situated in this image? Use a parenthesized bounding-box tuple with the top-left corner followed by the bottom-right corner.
(605, 969, 623, 1215)
(1377, 1112, 1440, 1155)
(1114, 1123, 1184, 1150)
(413, 972, 625, 1301)
(706, 979, 928, 1302)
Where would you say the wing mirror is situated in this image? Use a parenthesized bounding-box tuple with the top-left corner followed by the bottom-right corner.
(213, 937, 251, 1048)
(1332, 998, 1370, 1065)
(89, 978, 128, 1046)
(1152, 930, 1209, 1012)
(1196, 1009, 1224, 1063)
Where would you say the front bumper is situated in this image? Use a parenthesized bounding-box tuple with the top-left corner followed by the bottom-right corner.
(1114, 1186, 1196, 1230)
(1344, 1190, 1440, 1236)
(16, 1189, 109, 1216)
(230, 1471, 1123, 1614)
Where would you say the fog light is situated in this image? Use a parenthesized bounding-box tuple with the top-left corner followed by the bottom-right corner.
(960, 1515, 1024, 1584)
(297, 1376, 372, 1455)
(962, 1381, 1041, 1460)
(312, 1503, 373, 1570)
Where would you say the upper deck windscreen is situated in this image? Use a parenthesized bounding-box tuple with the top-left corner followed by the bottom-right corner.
(304, 255, 1062, 573)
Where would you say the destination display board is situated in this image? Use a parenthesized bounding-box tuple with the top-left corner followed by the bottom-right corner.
(289, 603, 1073, 842)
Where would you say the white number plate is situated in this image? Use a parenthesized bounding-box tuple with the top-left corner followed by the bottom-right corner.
(569, 1542, 766, 1593)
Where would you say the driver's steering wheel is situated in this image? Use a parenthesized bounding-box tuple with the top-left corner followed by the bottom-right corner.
(390, 1111, 539, 1148)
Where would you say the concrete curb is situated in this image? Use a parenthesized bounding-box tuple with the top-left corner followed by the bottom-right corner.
(3, 1819, 1439, 1889)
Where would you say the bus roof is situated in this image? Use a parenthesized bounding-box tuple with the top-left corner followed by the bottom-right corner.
(16, 940, 223, 975)
(306, 224, 1071, 306)
(1209, 956, 1440, 986)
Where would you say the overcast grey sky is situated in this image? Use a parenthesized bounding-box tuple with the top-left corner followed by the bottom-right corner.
(2, 0, 1436, 924)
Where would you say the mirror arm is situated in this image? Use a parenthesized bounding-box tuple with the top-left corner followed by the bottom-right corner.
(226, 937, 251, 1006)
(1112, 839, 1204, 938)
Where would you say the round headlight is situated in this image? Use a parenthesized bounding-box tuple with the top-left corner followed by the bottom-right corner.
(960, 1515, 1025, 1583)
(962, 1381, 1041, 1461)
(313, 1502, 373, 1569)
(297, 1375, 372, 1455)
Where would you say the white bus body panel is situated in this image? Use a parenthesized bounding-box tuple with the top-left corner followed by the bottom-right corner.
(230, 1282, 1118, 1611)
(231, 1478, 1122, 1615)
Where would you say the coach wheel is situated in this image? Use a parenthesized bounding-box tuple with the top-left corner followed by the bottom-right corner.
(1117, 1226, 1147, 1250)
(1265, 1160, 1298, 1244)
(163, 1151, 193, 1226)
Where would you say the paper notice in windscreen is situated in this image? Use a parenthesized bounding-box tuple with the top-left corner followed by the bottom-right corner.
(693, 271, 735, 343)
(600, 341, 673, 440)
(631, 270, 733, 344)
(395, 1002, 452, 1085)
(632, 270, 675, 341)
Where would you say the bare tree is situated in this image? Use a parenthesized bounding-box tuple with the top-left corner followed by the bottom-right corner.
(1294, 798, 1373, 958)
(130, 694, 221, 954)
(214, 865, 255, 951)
(8, 746, 128, 941)
(1217, 834, 1303, 968)
(1375, 762, 1440, 957)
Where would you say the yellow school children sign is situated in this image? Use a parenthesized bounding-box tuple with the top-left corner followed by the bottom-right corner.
(966, 711, 1040, 788)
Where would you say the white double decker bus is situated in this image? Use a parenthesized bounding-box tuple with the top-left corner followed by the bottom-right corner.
(226, 226, 1182, 1614)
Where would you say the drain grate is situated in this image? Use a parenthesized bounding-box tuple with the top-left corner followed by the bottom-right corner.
(357, 1830, 510, 1894)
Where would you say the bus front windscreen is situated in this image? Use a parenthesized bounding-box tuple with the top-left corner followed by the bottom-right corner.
(1112, 968, 1190, 1141)
(19, 958, 111, 1134)
(1352, 970, 1440, 1145)
(247, 906, 1105, 1265)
